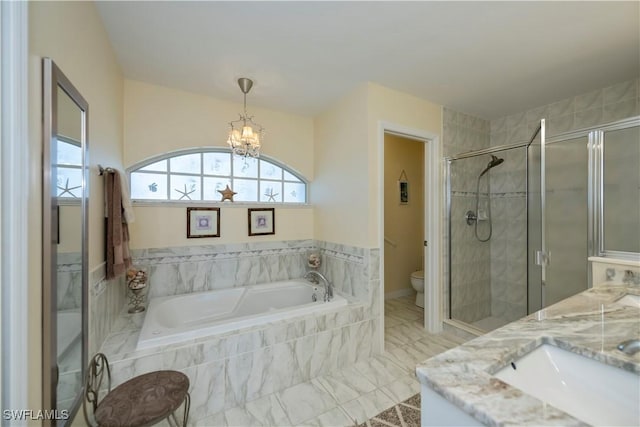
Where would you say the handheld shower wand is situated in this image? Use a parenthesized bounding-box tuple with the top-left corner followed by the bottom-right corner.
(465, 155, 505, 242)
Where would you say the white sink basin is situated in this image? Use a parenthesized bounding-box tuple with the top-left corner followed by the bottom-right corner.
(495, 344, 640, 426)
(616, 294, 640, 308)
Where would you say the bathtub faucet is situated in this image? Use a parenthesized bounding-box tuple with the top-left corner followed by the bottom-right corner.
(304, 270, 333, 302)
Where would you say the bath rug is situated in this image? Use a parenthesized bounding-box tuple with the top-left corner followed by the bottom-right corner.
(356, 393, 421, 427)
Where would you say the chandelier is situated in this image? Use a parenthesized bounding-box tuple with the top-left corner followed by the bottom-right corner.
(227, 77, 264, 158)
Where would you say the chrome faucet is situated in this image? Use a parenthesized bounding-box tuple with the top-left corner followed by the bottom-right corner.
(622, 270, 640, 285)
(304, 270, 333, 302)
(617, 339, 640, 356)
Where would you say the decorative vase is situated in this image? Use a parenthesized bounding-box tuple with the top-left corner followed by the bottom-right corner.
(127, 268, 148, 313)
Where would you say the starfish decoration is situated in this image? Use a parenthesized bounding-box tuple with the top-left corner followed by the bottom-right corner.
(175, 184, 195, 200)
(264, 188, 279, 202)
(218, 185, 237, 202)
(57, 178, 81, 198)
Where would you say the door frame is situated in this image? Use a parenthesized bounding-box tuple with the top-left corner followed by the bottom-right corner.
(1, 0, 29, 413)
(378, 120, 442, 340)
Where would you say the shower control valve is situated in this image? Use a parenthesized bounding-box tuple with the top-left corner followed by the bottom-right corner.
(465, 210, 477, 225)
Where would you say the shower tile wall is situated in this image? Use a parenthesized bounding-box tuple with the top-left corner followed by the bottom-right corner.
(491, 78, 640, 145)
(490, 77, 639, 312)
(443, 108, 492, 323)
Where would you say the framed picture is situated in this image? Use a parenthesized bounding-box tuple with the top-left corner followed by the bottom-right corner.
(248, 208, 275, 236)
(399, 181, 409, 204)
(187, 207, 220, 238)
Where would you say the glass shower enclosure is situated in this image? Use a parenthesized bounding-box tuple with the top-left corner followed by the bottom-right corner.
(446, 117, 639, 332)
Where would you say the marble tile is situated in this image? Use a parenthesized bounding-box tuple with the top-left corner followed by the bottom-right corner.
(194, 410, 226, 427)
(574, 89, 603, 112)
(340, 389, 396, 425)
(224, 394, 291, 427)
(300, 406, 356, 427)
(603, 79, 637, 105)
(379, 374, 420, 404)
(547, 97, 575, 118)
(603, 98, 638, 123)
(352, 354, 409, 388)
(182, 360, 226, 420)
(277, 380, 339, 425)
(315, 369, 378, 404)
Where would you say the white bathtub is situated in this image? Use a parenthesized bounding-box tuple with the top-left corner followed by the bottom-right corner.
(137, 279, 347, 350)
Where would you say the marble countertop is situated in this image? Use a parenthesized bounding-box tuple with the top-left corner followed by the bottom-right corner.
(416, 283, 640, 426)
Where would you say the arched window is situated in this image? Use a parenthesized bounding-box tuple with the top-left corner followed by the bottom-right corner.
(56, 136, 83, 199)
(128, 149, 307, 204)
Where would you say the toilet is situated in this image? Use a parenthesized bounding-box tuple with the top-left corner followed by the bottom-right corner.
(410, 270, 424, 308)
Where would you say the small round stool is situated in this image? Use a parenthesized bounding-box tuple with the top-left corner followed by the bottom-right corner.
(87, 362, 190, 427)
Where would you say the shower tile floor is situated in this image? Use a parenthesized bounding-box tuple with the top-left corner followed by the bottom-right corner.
(194, 295, 469, 427)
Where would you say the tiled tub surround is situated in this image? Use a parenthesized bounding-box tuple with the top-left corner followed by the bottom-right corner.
(132, 240, 376, 303)
(58, 262, 127, 409)
(417, 283, 640, 426)
(99, 240, 382, 422)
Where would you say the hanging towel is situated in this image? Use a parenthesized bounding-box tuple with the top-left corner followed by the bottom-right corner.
(105, 170, 132, 280)
(104, 169, 135, 224)
(120, 169, 135, 224)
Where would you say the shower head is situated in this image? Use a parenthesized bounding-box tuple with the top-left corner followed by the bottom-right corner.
(479, 155, 504, 177)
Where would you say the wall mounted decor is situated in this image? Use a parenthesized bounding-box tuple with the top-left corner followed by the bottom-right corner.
(399, 169, 409, 204)
(248, 208, 275, 236)
(187, 207, 220, 238)
(218, 185, 237, 202)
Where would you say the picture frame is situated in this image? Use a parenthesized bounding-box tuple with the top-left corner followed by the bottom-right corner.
(399, 180, 409, 204)
(187, 207, 220, 238)
(248, 208, 275, 236)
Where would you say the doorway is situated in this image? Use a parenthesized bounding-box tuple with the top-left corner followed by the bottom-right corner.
(378, 122, 442, 351)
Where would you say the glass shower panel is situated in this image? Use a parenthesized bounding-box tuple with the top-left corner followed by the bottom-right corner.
(602, 126, 640, 254)
(488, 147, 528, 326)
(544, 136, 589, 306)
(527, 127, 542, 313)
(449, 146, 528, 331)
(449, 155, 493, 326)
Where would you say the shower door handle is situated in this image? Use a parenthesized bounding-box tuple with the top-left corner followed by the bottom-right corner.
(535, 250, 549, 266)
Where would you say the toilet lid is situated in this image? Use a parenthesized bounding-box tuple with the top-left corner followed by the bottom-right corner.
(411, 270, 424, 279)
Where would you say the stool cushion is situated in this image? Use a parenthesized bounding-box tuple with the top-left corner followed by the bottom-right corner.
(95, 370, 189, 427)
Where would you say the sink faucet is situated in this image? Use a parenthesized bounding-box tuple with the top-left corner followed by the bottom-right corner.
(304, 270, 333, 302)
(617, 339, 640, 356)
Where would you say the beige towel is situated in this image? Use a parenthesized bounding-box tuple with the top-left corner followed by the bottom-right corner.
(105, 170, 132, 280)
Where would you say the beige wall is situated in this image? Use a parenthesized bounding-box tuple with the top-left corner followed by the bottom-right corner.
(314, 83, 442, 249)
(383, 134, 424, 295)
(124, 80, 315, 249)
(313, 84, 370, 246)
(367, 83, 442, 248)
(130, 206, 313, 249)
(28, 0, 124, 412)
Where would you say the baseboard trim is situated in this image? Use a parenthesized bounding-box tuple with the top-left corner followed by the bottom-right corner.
(384, 288, 414, 300)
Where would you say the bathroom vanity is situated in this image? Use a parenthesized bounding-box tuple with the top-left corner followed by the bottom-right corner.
(417, 281, 640, 426)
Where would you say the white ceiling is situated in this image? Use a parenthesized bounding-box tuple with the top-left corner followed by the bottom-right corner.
(96, 1, 639, 119)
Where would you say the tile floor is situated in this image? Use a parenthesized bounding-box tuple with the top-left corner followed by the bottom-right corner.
(194, 295, 469, 427)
